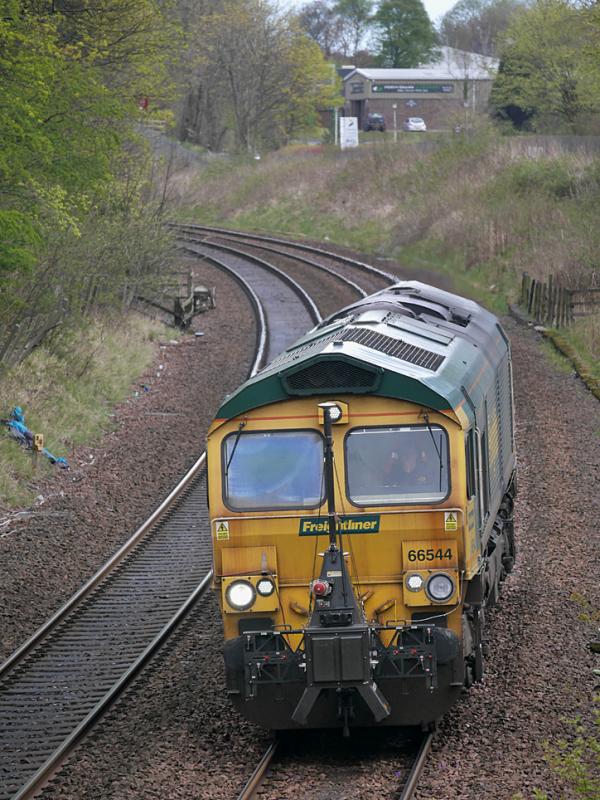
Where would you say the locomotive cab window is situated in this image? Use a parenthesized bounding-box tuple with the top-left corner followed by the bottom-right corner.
(222, 429, 324, 511)
(345, 424, 450, 506)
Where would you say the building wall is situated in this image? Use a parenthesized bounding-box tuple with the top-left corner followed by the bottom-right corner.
(344, 78, 494, 131)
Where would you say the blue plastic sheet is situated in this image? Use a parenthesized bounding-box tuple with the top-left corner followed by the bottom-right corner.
(2, 406, 69, 469)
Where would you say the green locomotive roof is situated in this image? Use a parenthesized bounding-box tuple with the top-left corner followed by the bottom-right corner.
(214, 282, 510, 429)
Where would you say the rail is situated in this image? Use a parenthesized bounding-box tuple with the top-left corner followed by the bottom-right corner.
(398, 733, 434, 800)
(236, 741, 279, 800)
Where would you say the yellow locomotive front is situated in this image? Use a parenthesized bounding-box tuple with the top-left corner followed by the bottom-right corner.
(208, 396, 474, 730)
(206, 283, 517, 732)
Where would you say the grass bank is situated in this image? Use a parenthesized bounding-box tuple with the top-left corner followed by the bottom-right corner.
(0, 314, 168, 510)
(172, 131, 600, 381)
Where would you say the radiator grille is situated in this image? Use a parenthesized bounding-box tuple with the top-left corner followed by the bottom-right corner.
(282, 360, 380, 395)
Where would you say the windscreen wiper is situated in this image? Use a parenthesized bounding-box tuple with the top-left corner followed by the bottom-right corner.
(423, 412, 444, 492)
(225, 421, 246, 475)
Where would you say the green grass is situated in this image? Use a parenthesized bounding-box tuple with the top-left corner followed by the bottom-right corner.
(393, 239, 516, 314)
(540, 339, 574, 375)
(560, 318, 600, 383)
(0, 314, 169, 510)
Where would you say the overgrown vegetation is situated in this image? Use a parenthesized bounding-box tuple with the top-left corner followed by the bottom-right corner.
(173, 130, 599, 374)
(491, 0, 600, 132)
(0, 0, 177, 370)
(0, 314, 168, 510)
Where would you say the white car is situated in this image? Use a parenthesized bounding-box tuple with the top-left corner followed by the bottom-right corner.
(403, 117, 427, 132)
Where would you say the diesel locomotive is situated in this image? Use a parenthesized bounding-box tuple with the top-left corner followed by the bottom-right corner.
(206, 281, 516, 733)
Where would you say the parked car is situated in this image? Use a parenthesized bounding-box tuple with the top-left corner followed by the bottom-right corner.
(364, 112, 386, 132)
(403, 117, 427, 132)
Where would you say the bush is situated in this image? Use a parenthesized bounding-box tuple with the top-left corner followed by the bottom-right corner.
(504, 159, 578, 198)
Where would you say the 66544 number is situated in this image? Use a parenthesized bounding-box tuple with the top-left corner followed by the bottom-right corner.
(407, 547, 453, 562)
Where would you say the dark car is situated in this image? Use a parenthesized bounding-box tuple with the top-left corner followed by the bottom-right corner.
(364, 112, 385, 132)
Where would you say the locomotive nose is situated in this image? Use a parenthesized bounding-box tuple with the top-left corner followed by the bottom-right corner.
(291, 544, 391, 729)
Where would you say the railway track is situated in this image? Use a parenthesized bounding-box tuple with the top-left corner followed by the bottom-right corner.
(175, 222, 396, 298)
(236, 732, 434, 800)
(0, 233, 392, 800)
(0, 229, 408, 799)
(0, 245, 333, 800)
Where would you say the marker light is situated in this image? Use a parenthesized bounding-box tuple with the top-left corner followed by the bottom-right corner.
(406, 573, 424, 592)
(327, 404, 343, 422)
(425, 573, 455, 603)
(225, 580, 256, 610)
(256, 578, 275, 597)
(311, 579, 331, 597)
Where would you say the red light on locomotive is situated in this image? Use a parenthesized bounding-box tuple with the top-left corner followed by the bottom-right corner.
(311, 579, 331, 597)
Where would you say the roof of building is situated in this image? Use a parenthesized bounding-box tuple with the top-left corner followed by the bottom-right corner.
(211, 281, 510, 430)
(344, 47, 498, 83)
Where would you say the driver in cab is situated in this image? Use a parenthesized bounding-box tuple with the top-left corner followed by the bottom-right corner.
(383, 444, 433, 494)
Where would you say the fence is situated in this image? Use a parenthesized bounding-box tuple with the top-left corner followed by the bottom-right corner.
(520, 273, 600, 327)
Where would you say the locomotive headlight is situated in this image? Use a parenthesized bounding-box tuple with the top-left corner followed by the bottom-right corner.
(405, 573, 424, 592)
(425, 573, 455, 603)
(327, 404, 343, 422)
(225, 580, 256, 610)
(256, 578, 275, 597)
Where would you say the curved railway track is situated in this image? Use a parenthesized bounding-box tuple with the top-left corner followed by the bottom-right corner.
(0, 229, 414, 800)
(236, 733, 433, 800)
(0, 245, 335, 800)
(175, 222, 396, 299)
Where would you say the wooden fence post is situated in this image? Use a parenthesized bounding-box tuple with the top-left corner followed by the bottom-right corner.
(521, 273, 529, 307)
(527, 278, 536, 314)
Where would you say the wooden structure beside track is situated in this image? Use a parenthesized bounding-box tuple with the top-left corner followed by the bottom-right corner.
(138, 269, 216, 329)
(520, 272, 600, 328)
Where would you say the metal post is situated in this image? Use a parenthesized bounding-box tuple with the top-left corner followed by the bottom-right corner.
(321, 406, 338, 550)
(393, 103, 397, 143)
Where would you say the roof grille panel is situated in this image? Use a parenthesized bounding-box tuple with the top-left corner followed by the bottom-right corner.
(282, 360, 380, 395)
(340, 328, 444, 371)
(267, 330, 341, 370)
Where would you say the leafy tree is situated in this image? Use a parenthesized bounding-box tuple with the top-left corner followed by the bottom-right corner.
(0, 0, 176, 366)
(333, 0, 373, 56)
(491, 0, 590, 130)
(439, 0, 525, 57)
(180, 0, 342, 151)
(373, 0, 437, 68)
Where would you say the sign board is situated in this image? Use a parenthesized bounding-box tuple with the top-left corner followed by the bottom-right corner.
(299, 515, 380, 536)
(340, 117, 359, 149)
(406, 99, 417, 108)
(350, 82, 364, 95)
(373, 83, 454, 94)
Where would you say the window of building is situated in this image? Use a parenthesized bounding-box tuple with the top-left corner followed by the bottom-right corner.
(345, 425, 449, 506)
(222, 430, 324, 511)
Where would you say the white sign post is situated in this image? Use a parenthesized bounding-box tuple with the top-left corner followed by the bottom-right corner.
(339, 117, 359, 149)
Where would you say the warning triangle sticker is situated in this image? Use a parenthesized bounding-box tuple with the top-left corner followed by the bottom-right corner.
(444, 512, 457, 530)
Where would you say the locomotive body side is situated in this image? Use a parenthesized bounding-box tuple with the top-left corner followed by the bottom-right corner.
(206, 282, 516, 730)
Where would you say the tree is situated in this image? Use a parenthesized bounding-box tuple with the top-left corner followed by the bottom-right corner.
(0, 0, 175, 366)
(180, 0, 342, 151)
(439, 0, 524, 57)
(298, 0, 351, 58)
(491, 0, 591, 130)
(373, 0, 437, 68)
(333, 0, 373, 56)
